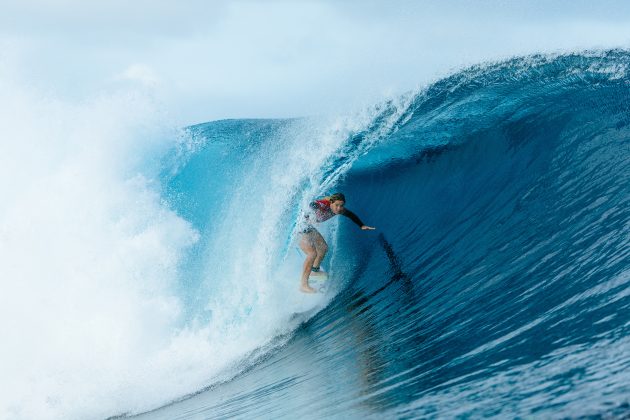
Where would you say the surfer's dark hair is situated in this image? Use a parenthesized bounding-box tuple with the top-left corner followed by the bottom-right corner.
(328, 192, 346, 203)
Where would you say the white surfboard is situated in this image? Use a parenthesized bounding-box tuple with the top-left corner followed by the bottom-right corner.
(307, 272, 329, 294)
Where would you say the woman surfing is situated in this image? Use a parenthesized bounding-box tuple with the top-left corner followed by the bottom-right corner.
(299, 192, 375, 293)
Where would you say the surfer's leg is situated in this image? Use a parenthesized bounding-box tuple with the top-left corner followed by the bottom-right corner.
(299, 232, 317, 293)
(311, 229, 328, 274)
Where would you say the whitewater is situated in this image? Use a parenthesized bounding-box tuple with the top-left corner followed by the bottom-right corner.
(1, 50, 629, 419)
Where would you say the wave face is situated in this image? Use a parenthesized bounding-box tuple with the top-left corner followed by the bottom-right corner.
(3, 51, 628, 419)
(137, 51, 630, 419)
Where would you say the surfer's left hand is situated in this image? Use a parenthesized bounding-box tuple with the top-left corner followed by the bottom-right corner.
(361, 225, 376, 230)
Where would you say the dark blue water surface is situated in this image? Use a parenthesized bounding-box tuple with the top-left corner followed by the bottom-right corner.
(137, 51, 630, 419)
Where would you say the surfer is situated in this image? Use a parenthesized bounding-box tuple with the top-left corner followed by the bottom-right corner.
(299, 192, 375, 293)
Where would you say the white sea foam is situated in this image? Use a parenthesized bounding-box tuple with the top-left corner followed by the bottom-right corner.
(0, 71, 202, 419)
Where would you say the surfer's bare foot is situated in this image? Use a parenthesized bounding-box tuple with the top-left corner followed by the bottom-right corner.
(300, 284, 317, 293)
(310, 270, 327, 276)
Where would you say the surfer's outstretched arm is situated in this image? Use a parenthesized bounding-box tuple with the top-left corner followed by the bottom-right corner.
(342, 209, 376, 230)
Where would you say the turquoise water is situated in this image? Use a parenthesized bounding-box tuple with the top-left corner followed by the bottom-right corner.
(135, 51, 630, 418)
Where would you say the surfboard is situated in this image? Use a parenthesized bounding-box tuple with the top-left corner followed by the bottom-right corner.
(307, 272, 329, 294)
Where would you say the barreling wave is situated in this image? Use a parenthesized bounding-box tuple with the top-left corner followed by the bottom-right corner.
(140, 50, 630, 419)
(5, 49, 627, 419)
(329, 49, 630, 418)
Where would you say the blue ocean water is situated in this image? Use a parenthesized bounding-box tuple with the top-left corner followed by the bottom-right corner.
(127, 51, 630, 419)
